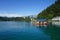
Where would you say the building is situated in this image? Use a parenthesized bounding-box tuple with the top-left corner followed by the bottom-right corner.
(52, 16, 60, 21)
(34, 18, 47, 26)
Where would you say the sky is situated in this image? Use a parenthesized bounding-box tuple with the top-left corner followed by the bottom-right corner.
(0, 0, 56, 17)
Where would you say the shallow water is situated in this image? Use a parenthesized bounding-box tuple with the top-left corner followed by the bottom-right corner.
(0, 21, 60, 40)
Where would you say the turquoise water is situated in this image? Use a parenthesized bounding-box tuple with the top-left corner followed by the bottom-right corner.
(0, 21, 60, 40)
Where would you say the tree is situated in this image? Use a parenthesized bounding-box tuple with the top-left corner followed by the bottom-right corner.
(37, 0, 60, 20)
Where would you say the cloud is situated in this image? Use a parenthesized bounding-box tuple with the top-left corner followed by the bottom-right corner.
(0, 13, 23, 17)
(0, 11, 23, 17)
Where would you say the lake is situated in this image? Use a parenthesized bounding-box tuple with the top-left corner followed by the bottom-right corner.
(0, 21, 60, 40)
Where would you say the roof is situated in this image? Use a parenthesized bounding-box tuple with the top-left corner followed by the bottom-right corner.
(37, 18, 46, 22)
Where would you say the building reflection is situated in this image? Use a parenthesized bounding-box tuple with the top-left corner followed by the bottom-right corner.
(35, 24, 48, 31)
(36, 22, 60, 40)
(52, 22, 60, 26)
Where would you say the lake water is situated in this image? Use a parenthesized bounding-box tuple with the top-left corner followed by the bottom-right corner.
(0, 21, 60, 40)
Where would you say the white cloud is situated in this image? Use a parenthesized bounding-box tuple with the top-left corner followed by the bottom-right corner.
(0, 13, 23, 17)
(0, 11, 23, 17)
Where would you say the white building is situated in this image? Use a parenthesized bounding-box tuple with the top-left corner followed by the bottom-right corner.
(52, 16, 60, 21)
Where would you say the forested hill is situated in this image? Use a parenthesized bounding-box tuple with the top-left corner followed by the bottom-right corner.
(0, 17, 31, 22)
(37, 0, 60, 20)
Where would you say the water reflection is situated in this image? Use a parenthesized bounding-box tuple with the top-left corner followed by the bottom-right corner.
(35, 23, 60, 40)
(52, 22, 60, 26)
(0, 22, 51, 40)
(0, 22, 60, 40)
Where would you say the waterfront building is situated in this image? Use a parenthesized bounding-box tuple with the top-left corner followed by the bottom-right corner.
(52, 16, 60, 21)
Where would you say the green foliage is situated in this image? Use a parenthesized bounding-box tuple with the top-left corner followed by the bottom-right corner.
(37, 0, 60, 20)
(0, 16, 31, 22)
(0, 17, 25, 21)
(24, 16, 31, 22)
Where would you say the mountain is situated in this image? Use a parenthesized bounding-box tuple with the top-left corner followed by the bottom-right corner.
(37, 0, 60, 20)
(29, 15, 37, 18)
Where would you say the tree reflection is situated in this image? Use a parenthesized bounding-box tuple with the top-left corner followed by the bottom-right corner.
(38, 24, 60, 40)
